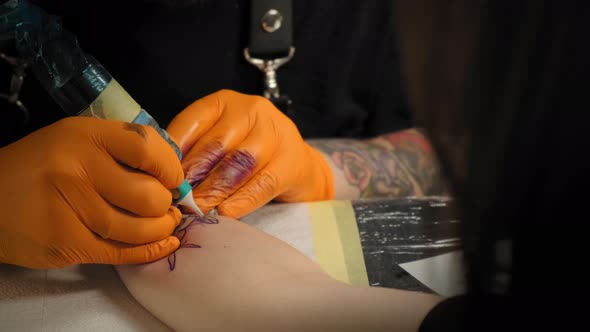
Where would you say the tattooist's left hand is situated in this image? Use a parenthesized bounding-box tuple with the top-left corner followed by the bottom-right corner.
(167, 90, 334, 218)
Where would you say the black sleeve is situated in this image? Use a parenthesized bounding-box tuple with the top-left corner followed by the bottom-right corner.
(419, 294, 510, 332)
(419, 296, 466, 332)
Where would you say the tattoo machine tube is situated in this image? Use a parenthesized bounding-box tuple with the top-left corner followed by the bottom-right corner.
(1, 0, 203, 215)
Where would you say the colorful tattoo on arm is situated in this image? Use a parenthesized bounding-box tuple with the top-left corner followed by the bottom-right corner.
(308, 129, 447, 198)
(167, 214, 219, 271)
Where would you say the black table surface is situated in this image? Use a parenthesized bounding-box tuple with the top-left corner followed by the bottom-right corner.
(351, 197, 461, 292)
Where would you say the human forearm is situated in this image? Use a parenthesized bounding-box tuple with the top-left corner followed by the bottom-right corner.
(116, 215, 441, 332)
(116, 215, 330, 331)
(268, 277, 443, 332)
(307, 128, 448, 200)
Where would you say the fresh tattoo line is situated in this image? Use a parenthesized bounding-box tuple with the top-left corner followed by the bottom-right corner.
(308, 129, 447, 198)
(167, 214, 219, 271)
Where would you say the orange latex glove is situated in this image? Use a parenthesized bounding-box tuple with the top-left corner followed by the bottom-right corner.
(0, 117, 184, 269)
(167, 89, 335, 218)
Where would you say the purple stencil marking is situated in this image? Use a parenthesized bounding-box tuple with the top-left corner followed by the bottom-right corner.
(184, 142, 226, 188)
(216, 150, 257, 188)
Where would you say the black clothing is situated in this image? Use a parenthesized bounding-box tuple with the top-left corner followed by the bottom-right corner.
(0, 0, 411, 146)
(400, 0, 589, 330)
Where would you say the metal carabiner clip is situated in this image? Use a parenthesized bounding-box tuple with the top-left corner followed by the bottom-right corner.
(244, 47, 295, 112)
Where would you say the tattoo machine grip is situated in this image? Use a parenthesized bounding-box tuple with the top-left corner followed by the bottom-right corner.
(2, 0, 204, 215)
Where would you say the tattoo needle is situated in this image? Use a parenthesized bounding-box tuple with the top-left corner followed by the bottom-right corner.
(173, 181, 205, 216)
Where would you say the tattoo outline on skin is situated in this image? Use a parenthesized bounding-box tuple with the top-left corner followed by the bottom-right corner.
(167, 214, 219, 271)
(309, 130, 446, 198)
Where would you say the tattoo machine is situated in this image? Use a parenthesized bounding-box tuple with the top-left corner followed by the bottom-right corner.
(0, 0, 204, 216)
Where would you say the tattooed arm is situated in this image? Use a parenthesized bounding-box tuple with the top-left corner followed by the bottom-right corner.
(115, 214, 441, 332)
(307, 129, 448, 200)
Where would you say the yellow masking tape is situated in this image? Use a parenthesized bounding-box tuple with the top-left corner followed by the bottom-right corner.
(308, 201, 369, 286)
(309, 201, 349, 283)
(80, 79, 141, 122)
(332, 201, 369, 286)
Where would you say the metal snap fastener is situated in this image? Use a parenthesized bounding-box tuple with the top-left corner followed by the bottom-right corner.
(261, 9, 283, 33)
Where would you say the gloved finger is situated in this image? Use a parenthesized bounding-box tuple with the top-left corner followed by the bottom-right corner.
(96, 120, 184, 189)
(275, 144, 336, 202)
(100, 206, 182, 244)
(61, 177, 180, 243)
(192, 125, 277, 214)
(99, 236, 180, 265)
(216, 160, 287, 219)
(181, 115, 255, 188)
(166, 92, 226, 154)
(91, 156, 172, 217)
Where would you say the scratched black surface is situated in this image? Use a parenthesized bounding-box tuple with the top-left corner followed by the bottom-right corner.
(352, 197, 461, 292)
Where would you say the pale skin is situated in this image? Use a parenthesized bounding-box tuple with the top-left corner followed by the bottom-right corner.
(307, 128, 448, 200)
(116, 215, 443, 332)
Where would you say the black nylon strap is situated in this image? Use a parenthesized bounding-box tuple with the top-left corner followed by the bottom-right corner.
(248, 0, 292, 58)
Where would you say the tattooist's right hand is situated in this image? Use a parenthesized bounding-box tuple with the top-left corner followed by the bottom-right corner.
(0, 117, 184, 269)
